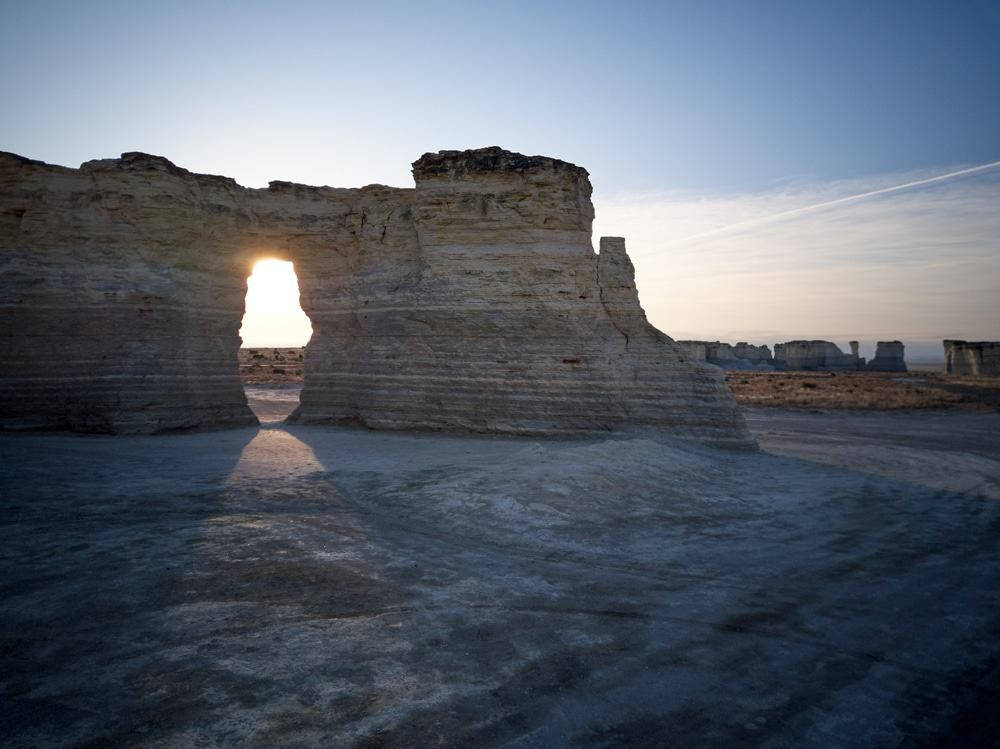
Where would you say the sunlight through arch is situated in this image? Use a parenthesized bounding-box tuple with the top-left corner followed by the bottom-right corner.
(239, 259, 313, 347)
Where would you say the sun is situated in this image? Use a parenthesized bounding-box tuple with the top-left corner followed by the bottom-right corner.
(239, 259, 313, 348)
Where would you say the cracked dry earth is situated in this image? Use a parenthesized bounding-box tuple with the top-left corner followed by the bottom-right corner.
(2, 388, 999, 747)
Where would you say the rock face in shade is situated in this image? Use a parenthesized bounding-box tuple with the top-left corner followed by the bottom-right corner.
(773, 340, 864, 371)
(944, 340, 1000, 376)
(867, 341, 907, 372)
(0, 147, 753, 447)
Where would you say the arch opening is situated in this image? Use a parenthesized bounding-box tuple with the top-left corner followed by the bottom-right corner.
(238, 258, 312, 423)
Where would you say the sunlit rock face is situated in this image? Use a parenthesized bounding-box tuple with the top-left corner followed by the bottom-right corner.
(0, 147, 752, 447)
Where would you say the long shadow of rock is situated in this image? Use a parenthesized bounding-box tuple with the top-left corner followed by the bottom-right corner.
(0, 427, 258, 746)
(16, 424, 413, 748)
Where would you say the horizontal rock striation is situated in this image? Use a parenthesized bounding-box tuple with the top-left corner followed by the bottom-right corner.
(0, 147, 752, 447)
(944, 340, 1000, 376)
(0, 152, 259, 432)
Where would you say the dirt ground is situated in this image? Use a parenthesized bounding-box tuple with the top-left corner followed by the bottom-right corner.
(239, 347, 304, 384)
(725, 370, 1000, 411)
(2, 387, 999, 747)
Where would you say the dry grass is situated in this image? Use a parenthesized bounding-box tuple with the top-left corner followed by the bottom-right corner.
(726, 371, 1000, 411)
(239, 347, 304, 384)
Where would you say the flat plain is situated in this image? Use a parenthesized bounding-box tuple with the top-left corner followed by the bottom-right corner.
(726, 370, 1000, 411)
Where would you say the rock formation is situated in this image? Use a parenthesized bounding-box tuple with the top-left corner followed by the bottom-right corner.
(944, 340, 1000, 376)
(866, 341, 907, 372)
(0, 147, 753, 447)
(772, 340, 864, 371)
(674, 340, 774, 371)
(678, 337, 911, 373)
(733, 342, 773, 366)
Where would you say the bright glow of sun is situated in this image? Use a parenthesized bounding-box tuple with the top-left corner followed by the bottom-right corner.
(239, 259, 313, 347)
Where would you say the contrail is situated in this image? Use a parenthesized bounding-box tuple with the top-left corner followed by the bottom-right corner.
(643, 159, 1000, 251)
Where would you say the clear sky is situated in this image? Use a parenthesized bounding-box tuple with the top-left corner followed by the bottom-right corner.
(3, 1, 998, 359)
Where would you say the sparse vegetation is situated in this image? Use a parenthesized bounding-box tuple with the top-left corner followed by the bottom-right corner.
(725, 371, 1000, 411)
(239, 347, 305, 384)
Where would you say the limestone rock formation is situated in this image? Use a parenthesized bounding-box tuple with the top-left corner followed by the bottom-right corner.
(773, 340, 864, 371)
(733, 342, 773, 366)
(944, 340, 1000, 376)
(673, 341, 708, 363)
(674, 340, 775, 371)
(867, 341, 907, 372)
(0, 152, 259, 433)
(0, 147, 753, 447)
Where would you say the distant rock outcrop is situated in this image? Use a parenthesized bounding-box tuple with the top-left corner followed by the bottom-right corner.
(773, 341, 864, 371)
(867, 341, 907, 372)
(675, 340, 775, 371)
(944, 340, 1000, 376)
(679, 337, 912, 373)
(733, 342, 774, 366)
(0, 147, 752, 447)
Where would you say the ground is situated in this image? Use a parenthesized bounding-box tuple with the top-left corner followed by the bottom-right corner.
(726, 370, 1000, 411)
(2, 386, 999, 747)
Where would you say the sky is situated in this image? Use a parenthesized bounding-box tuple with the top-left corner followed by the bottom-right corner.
(3, 0, 998, 359)
(240, 260, 312, 348)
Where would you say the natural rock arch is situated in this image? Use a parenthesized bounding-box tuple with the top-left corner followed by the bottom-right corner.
(0, 147, 753, 448)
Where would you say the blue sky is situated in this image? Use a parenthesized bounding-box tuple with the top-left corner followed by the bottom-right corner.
(3, 1, 998, 357)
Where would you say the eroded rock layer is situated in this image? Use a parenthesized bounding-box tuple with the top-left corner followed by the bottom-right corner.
(0, 147, 752, 447)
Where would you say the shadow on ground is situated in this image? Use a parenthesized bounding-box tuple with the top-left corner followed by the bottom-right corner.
(1, 394, 999, 747)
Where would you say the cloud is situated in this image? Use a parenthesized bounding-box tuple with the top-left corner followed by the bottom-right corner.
(593, 163, 1000, 359)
